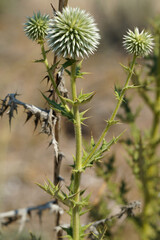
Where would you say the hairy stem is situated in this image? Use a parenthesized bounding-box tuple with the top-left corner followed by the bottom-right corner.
(71, 61, 82, 240)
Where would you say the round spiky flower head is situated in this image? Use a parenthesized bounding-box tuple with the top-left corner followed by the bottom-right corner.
(24, 12, 49, 42)
(47, 7, 100, 59)
(123, 27, 154, 57)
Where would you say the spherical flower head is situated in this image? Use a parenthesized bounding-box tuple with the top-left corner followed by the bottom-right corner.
(24, 12, 49, 42)
(47, 7, 100, 59)
(123, 27, 154, 57)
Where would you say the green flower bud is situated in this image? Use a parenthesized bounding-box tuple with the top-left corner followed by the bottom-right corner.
(47, 7, 100, 59)
(123, 27, 154, 57)
(24, 12, 49, 42)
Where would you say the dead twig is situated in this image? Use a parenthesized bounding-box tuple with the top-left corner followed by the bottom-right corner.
(0, 93, 58, 149)
(0, 200, 64, 233)
(49, 2, 69, 239)
(89, 201, 141, 238)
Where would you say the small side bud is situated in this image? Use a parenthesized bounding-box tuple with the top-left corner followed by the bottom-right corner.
(123, 27, 154, 57)
(24, 12, 49, 43)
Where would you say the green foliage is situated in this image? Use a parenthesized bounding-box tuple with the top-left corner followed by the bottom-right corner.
(62, 58, 77, 69)
(82, 137, 110, 168)
(82, 132, 125, 169)
(61, 91, 95, 106)
(62, 226, 73, 240)
(122, 105, 160, 239)
(62, 223, 92, 240)
(75, 61, 90, 78)
(34, 58, 45, 63)
(37, 179, 72, 207)
(114, 86, 121, 101)
(42, 93, 74, 122)
(76, 91, 95, 105)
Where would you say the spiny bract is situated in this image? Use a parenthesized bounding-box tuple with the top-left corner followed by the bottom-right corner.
(47, 7, 100, 59)
(123, 27, 154, 57)
(24, 12, 49, 42)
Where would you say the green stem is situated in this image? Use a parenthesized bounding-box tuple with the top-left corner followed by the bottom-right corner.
(71, 61, 82, 240)
(40, 43, 70, 112)
(139, 37, 160, 239)
(82, 54, 137, 168)
(142, 36, 160, 209)
(151, 35, 160, 141)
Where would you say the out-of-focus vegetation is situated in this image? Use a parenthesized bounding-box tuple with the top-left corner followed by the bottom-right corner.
(94, 0, 154, 48)
(89, 15, 160, 240)
(0, 231, 43, 240)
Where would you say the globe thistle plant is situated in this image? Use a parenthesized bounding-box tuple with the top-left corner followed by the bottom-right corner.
(47, 7, 100, 59)
(21, 5, 154, 240)
(24, 12, 49, 42)
(123, 27, 154, 57)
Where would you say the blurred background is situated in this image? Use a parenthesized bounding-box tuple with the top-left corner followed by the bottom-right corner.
(0, 0, 159, 239)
